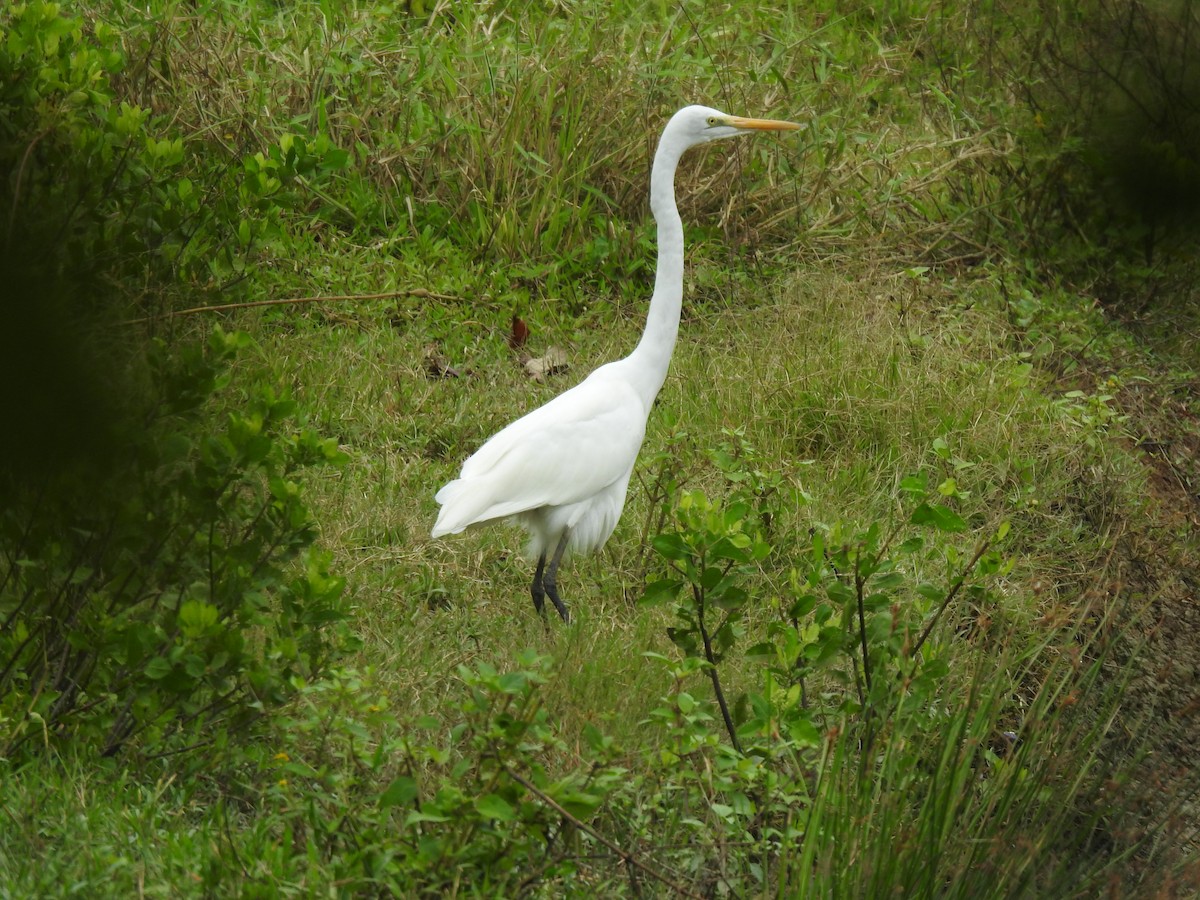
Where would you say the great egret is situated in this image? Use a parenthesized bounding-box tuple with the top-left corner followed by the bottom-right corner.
(431, 105, 800, 622)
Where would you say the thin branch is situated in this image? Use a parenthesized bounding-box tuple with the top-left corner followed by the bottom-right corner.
(911, 537, 992, 658)
(854, 553, 872, 697)
(503, 766, 704, 900)
(693, 582, 743, 756)
(123, 288, 466, 325)
(7, 128, 53, 250)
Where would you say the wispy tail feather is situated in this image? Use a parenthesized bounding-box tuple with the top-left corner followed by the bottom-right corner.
(431, 479, 476, 537)
(432, 478, 541, 538)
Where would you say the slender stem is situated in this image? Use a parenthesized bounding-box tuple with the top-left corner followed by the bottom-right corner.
(694, 583, 743, 755)
(123, 288, 464, 325)
(850, 656, 865, 712)
(855, 553, 872, 698)
(7, 128, 52, 247)
(911, 538, 992, 658)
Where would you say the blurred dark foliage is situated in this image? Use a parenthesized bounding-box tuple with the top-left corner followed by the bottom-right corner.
(1028, 0, 1200, 264)
(0, 229, 129, 494)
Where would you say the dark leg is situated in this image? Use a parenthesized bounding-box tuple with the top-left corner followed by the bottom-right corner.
(531, 553, 547, 617)
(542, 530, 571, 623)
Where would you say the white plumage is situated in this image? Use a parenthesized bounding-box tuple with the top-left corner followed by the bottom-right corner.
(432, 104, 799, 622)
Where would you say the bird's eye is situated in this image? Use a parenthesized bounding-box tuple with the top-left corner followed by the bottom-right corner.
(706, 116, 718, 127)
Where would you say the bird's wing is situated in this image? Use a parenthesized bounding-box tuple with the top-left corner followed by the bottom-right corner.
(432, 371, 648, 534)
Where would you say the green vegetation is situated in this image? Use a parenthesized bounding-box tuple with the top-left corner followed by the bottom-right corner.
(2, 0, 1199, 895)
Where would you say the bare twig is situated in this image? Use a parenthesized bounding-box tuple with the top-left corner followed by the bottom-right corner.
(7, 128, 52, 249)
(502, 766, 704, 900)
(123, 288, 465, 325)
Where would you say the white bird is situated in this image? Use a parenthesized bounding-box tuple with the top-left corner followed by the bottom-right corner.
(431, 105, 800, 622)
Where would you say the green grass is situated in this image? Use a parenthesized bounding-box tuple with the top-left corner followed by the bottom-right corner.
(3, 0, 1200, 895)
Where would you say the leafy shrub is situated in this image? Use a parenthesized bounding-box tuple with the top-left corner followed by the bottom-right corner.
(353, 611, 1147, 897)
(644, 489, 772, 752)
(207, 655, 631, 896)
(0, 1, 351, 295)
(628, 455, 1167, 896)
(644, 440, 1010, 747)
(0, 0, 355, 496)
(0, 4, 357, 762)
(0, 328, 351, 760)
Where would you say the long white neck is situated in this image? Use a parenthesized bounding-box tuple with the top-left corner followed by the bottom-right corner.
(625, 133, 686, 405)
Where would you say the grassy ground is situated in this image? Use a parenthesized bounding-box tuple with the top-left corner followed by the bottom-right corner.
(3, 0, 1200, 895)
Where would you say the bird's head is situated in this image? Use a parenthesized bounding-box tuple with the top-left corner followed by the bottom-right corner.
(667, 104, 801, 149)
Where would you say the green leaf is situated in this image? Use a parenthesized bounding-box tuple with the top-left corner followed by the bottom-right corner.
(899, 472, 928, 497)
(641, 578, 682, 605)
(183, 654, 206, 678)
(475, 794, 515, 822)
(787, 716, 822, 747)
(745, 641, 776, 660)
(710, 536, 751, 563)
(867, 610, 893, 642)
(496, 672, 530, 695)
(826, 582, 854, 605)
(651, 533, 691, 562)
(922, 658, 950, 679)
(144, 657, 172, 680)
(711, 585, 748, 610)
(910, 502, 967, 533)
(700, 566, 725, 590)
(808, 626, 846, 666)
(320, 147, 351, 170)
(380, 776, 418, 809)
(871, 571, 906, 592)
(668, 626, 698, 654)
(788, 593, 818, 620)
(916, 582, 944, 602)
(179, 599, 219, 633)
(582, 723, 610, 753)
(864, 591, 892, 613)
